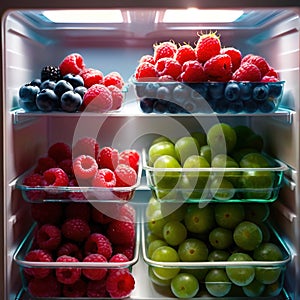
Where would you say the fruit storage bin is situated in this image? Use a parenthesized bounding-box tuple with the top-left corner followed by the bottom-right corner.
(142, 150, 287, 203)
(131, 78, 285, 115)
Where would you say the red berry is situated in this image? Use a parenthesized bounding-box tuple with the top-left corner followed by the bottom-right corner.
(62, 278, 87, 297)
(155, 57, 182, 79)
(97, 146, 119, 170)
(80, 67, 104, 88)
(23, 173, 47, 201)
(65, 202, 91, 221)
(84, 233, 112, 259)
(82, 83, 113, 112)
(119, 149, 140, 173)
(87, 279, 107, 297)
(28, 274, 61, 297)
(48, 142, 72, 163)
(113, 244, 135, 261)
(103, 71, 124, 89)
(232, 62, 262, 82)
(67, 178, 87, 201)
(265, 67, 280, 79)
(134, 62, 157, 81)
(59, 53, 85, 76)
(241, 54, 270, 77)
(107, 85, 124, 110)
(24, 249, 53, 279)
(31, 203, 63, 225)
(43, 167, 69, 187)
(91, 207, 113, 224)
(109, 253, 129, 263)
(55, 255, 81, 285)
(73, 155, 98, 180)
(158, 75, 175, 82)
(153, 41, 177, 62)
(92, 168, 116, 188)
(261, 75, 279, 82)
(58, 159, 74, 177)
(36, 224, 62, 251)
(195, 32, 221, 63)
(221, 47, 242, 72)
(204, 54, 233, 82)
(34, 157, 57, 174)
(175, 44, 196, 65)
(73, 136, 100, 160)
(139, 54, 155, 65)
(107, 217, 135, 245)
(179, 60, 207, 82)
(83, 253, 108, 280)
(114, 164, 137, 187)
(61, 218, 91, 242)
(57, 242, 83, 261)
(105, 269, 135, 298)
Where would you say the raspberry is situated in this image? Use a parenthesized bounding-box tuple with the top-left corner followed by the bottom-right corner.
(118, 204, 136, 222)
(179, 60, 206, 82)
(82, 254, 108, 280)
(59, 53, 85, 76)
(61, 218, 91, 242)
(62, 278, 87, 297)
(31, 203, 63, 225)
(58, 159, 74, 177)
(55, 255, 81, 284)
(139, 54, 155, 65)
(195, 32, 221, 63)
(204, 54, 233, 82)
(134, 62, 157, 81)
(114, 164, 137, 187)
(28, 274, 61, 297)
(48, 142, 72, 163)
(109, 253, 129, 263)
(65, 202, 91, 221)
(241, 54, 270, 77)
(175, 44, 196, 65)
(155, 57, 182, 79)
(80, 68, 104, 88)
(97, 146, 119, 170)
(119, 149, 140, 173)
(113, 244, 135, 261)
(107, 217, 135, 245)
(82, 83, 113, 112)
(43, 167, 69, 187)
(232, 62, 262, 82)
(57, 242, 83, 261)
(158, 75, 175, 82)
(84, 233, 112, 259)
(105, 269, 135, 298)
(261, 75, 279, 82)
(92, 168, 116, 188)
(221, 47, 242, 72)
(87, 279, 107, 297)
(73, 137, 100, 160)
(36, 224, 62, 251)
(67, 178, 87, 201)
(103, 71, 124, 89)
(34, 157, 57, 174)
(24, 249, 53, 279)
(91, 207, 113, 224)
(23, 173, 47, 201)
(107, 85, 124, 110)
(73, 155, 98, 180)
(153, 41, 177, 62)
(265, 67, 280, 79)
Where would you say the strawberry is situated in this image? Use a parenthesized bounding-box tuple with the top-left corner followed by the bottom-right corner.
(232, 62, 262, 82)
(241, 54, 270, 77)
(155, 57, 182, 79)
(175, 44, 196, 65)
(153, 41, 177, 62)
(195, 32, 221, 63)
(179, 60, 206, 82)
(221, 47, 242, 72)
(203, 54, 232, 82)
(134, 62, 157, 81)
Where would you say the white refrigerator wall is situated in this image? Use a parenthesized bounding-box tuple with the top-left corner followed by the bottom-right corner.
(1, 5, 300, 300)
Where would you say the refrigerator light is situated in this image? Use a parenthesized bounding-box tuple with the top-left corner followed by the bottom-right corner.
(162, 8, 244, 23)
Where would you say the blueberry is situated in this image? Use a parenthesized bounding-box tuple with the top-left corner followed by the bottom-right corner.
(135, 84, 146, 98)
(253, 84, 269, 101)
(173, 84, 189, 104)
(60, 91, 83, 112)
(36, 89, 59, 112)
(258, 100, 275, 113)
(228, 100, 244, 114)
(30, 78, 41, 87)
(144, 82, 160, 98)
(224, 82, 240, 101)
(40, 80, 56, 91)
(189, 83, 208, 99)
(243, 100, 258, 113)
(269, 83, 283, 98)
(208, 83, 225, 100)
(168, 102, 185, 114)
(153, 99, 168, 114)
(156, 86, 171, 101)
(19, 83, 40, 102)
(140, 98, 155, 113)
(63, 73, 84, 88)
(213, 99, 229, 113)
(54, 80, 73, 98)
(239, 82, 252, 101)
(74, 86, 87, 99)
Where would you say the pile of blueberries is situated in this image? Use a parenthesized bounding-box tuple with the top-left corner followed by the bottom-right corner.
(136, 81, 284, 114)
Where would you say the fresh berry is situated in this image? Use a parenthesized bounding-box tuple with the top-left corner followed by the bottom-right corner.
(23, 173, 47, 200)
(97, 146, 119, 170)
(87, 279, 107, 297)
(73, 155, 98, 180)
(119, 149, 140, 173)
(67, 178, 87, 201)
(84, 233, 112, 259)
(83, 254, 108, 280)
(63, 73, 84, 88)
(34, 157, 57, 174)
(105, 269, 135, 298)
(43, 167, 69, 187)
(41, 66, 62, 82)
(36, 224, 62, 251)
(61, 218, 91, 242)
(139, 54, 155, 65)
(91, 207, 113, 224)
(179, 60, 206, 82)
(261, 75, 279, 82)
(65, 202, 91, 221)
(28, 274, 61, 297)
(62, 278, 87, 297)
(175, 44, 196, 65)
(36, 88, 59, 112)
(118, 204, 136, 222)
(195, 32, 221, 63)
(54, 79, 73, 98)
(107, 217, 135, 245)
(31, 203, 63, 225)
(40, 79, 56, 91)
(58, 159, 74, 177)
(153, 41, 177, 62)
(158, 75, 175, 82)
(59, 53, 85, 76)
(18, 83, 40, 111)
(103, 71, 124, 89)
(241, 54, 270, 77)
(113, 244, 135, 260)
(48, 142, 72, 163)
(155, 57, 182, 79)
(55, 255, 81, 284)
(114, 164, 137, 187)
(109, 253, 129, 263)
(92, 168, 116, 188)
(265, 67, 280, 79)
(134, 62, 157, 81)
(204, 54, 233, 82)
(60, 90, 83, 112)
(57, 242, 83, 261)
(73, 137, 100, 160)
(107, 85, 124, 110)
(24, 249, 53, 279)
(80, 68, 104, 88)
(82, 83, 113, 112)
(232, 62, 262, 82)
(220, 47, 242, 72)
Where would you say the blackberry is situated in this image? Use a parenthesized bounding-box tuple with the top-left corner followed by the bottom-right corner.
(41, 66, 62, 82)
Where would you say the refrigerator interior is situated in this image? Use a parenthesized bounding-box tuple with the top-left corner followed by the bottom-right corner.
(1, 4, 300, 300)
